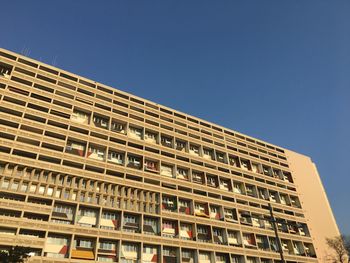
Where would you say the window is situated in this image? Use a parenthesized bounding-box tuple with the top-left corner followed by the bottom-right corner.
(189, 144, 200, 155)
(108, 151, 124, 165)
(161, 136, 173, 147)
(1, 180, 9, 189)
(111, 121, 126, 134)
(129, 126, 143, 139)
(93, 115, 109, 129)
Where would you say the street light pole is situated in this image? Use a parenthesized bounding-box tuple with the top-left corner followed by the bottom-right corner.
(268, 203, 286, 263)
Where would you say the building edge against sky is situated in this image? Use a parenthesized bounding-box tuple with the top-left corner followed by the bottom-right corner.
(285, 150, 340, 261)
(0, 47, 340, 263)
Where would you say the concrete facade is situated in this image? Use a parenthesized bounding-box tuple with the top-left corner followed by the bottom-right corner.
(0, 48, 339, 263)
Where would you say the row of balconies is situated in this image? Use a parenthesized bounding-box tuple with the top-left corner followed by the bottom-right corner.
(2, 55, 287, 163)
(0, 170, 304, 236)
(63, 142, 300, 209)
(69, 110, 291, 180)
(0, 162, 303, 227)
(0, 195, 311, 250)
(0, 224, 316, 262)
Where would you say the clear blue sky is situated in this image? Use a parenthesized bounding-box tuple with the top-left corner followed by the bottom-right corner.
(1, 1, 349, 233)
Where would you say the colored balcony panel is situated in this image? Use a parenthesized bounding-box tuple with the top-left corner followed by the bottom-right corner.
(65, 139, 86, 157)
(87, 144, 106, 161)
(77, 207, 98, 228)
(123, 213, 141, 233)
(242, 233, 256, 249)
(162, 220, 177, 238)
(44, 234, 70, 258)
(179, 222, 193, 240)
(143, 216, 159, 236)
(197, 225, 211, 243)
(72, 237, 95, 260)
(100, 210, 119, 230)
(121, 242, 140, 263)
(209, 205, 222, 220)
(194, 203, 209, 218)
(143, 245, 159, 263)
(145, 159, 159, 173)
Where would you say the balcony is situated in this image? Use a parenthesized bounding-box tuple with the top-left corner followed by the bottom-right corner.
(108, 151, 124, 165)
(71, 110, 90, 124)
(209, 207, 221, 220)
(180, 224, 193, 240)
(65, 141, 86, 157)
(189, 145, 200, 156)
(143, 222, 158, 236)
(224, 209, 237, 223)
(229, 156, 240, 167)
(241, 160, 251, 171)
(176, 168, 189, 180)
(256, 235, 270, 251)
(143, 246, 158, 263)
(44, 235, 69, 258)
(121, 244, 139, 263)
(77, 209, 97, 228)
(197, 232, 211, 243)
(0, 63, 12, 78)
(203, 149, 214, 160)
(216, 152, 226, 163)
(194, 204, 209, 218)
(100, 212, 119, 230)
(145, 160, 159, 173)
(213, 229, 225, 245)
(192, 173, 204, 184)
(111, 121, 126, 134)
(71, 248, 95, 260)
(243, 234, 256, 249)
(144, 132, 157, 144)
(160, 165, 173, 177)
(162, 222, 177, 238)
(129, 127, 143, 140)
(123, 215, 140, 233)
(219, 180, 230, 191)
(228, 232, 241, 246)
(239, 211, 252, 226)
(98, 240, 118, 255)
(72, 238, 95, 260)
(87, 146, 105, 161)
(206, 176, 218, 188)
(175, 140, 186, 151)
(163, 248, 177, 263)
(161, 137, 173, 148)
(127, 156, 142, 169)
(93, 115, 109, 129)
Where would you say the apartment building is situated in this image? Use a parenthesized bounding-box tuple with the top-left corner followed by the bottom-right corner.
(0, 48, 339, 263)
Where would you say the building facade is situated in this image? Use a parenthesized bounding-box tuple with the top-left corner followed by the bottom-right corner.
(0, 48, 339, 263)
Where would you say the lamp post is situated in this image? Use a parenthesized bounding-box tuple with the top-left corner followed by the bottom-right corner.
(268, 203, 286, 263)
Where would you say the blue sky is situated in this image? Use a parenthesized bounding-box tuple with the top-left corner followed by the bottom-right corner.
(1, 1, 349, 233)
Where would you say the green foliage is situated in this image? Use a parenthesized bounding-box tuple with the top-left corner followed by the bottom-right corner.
(0, 246, 32, 263)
